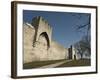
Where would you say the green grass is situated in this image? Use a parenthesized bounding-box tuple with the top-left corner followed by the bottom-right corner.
(23, 59, 91, 69)
(23, 59, 66, 69)
(57, 59, 91, 67)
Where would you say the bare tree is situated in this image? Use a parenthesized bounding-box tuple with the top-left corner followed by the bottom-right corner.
(74, 14, 91, 59)
(74, 41, 85, 59)
(81, 35, 91, 55)
(76, 14, 91, 37)
(74, 35, 91, 59)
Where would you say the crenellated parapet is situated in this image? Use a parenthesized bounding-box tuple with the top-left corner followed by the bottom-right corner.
(31, 16, 52, 48)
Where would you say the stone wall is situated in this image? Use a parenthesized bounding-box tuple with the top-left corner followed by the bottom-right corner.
(47, 40, 69, 60)
(23, 16, 68, 63)
(23, 23, 37, 63)
(32, 16, 52, 47)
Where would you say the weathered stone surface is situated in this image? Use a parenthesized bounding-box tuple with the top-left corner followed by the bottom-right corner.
(47, 40, 68, 60)
(23, 16, 69, 63)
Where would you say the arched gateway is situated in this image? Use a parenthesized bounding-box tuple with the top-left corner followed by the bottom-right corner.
(24, 16, 68, 63)
(32, 16, 52, 48)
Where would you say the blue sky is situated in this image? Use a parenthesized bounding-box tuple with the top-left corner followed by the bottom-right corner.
(23, 10, 90, 48)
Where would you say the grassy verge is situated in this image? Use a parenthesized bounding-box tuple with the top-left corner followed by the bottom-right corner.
(23, 59, 91, 69)
(23, 59, 66, 69)
(57, 59, 91, 67)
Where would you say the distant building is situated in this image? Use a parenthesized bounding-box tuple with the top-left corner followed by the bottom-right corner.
(68, 45, 91, 60)
(68, 45, 78, 60)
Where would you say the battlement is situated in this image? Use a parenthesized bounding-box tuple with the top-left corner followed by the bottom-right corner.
(31, 16, 52, 48)
(31, 16, 52, 31)
(39, 16, 52, 30)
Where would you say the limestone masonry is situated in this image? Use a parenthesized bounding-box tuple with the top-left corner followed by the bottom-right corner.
(24, 16, 76, 63)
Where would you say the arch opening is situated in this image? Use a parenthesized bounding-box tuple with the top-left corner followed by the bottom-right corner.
(38, 32, 50, 50)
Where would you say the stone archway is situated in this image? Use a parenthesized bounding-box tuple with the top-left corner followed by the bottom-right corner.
(38, 32, 50, 49)
(33, 32, 50, 61)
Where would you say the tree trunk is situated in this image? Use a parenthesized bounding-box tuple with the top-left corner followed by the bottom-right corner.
(80, 54, 83, 59)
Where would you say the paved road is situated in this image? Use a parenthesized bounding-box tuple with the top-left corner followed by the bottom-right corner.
(38, 60, 72, 68)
